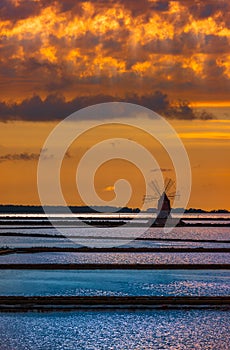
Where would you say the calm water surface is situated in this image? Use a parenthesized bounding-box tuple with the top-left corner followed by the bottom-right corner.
(0, 269, 229, 296)
(0, 215, 229, 350)
(0, 310, 229, 350)
(0, 252, 230, 265)
(1, 226, 230, 249)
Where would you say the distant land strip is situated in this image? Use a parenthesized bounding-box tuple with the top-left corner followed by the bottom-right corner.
(0, 296, 229, 312)
(0, 205, 229, 214)
(0, 263, 229, 270)
(0, 220, 230, 227)
(1, 217, 230, 221)
(1, 247, 230, 256)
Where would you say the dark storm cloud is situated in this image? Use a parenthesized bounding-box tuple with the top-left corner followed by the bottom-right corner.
(118, 0, 150, 16)
(151, 168, 172, 172)
(119, 0, 169, 16)
(0, 91, 213, 122)
(188, 0, 229, 20)
(55, 0, 84, 14)
(0, 0, 41, 21)
(202, 35, 229, 54)
(184, 0, 230, 30)
(0, 148, 71, 163)
(0, 152, 39, 162)
(0, 94, 115, 121)
(145, 31, 230, 56)
(154, 1, 169, 12)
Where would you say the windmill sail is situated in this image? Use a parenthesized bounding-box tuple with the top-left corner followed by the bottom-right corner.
(146, 178, 184, 227)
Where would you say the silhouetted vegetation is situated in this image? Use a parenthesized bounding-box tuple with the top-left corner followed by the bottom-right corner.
(0, 205, 228, 214)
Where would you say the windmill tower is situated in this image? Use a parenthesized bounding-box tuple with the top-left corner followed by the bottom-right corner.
(145, 178, 181, 227)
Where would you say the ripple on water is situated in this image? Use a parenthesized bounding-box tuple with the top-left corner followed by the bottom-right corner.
(0, 252, 229, 265)
(0, 310, 229, 350)
(0, 270, 229, 296)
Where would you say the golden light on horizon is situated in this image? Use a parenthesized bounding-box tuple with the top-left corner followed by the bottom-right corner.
(0, 0, 229, 209)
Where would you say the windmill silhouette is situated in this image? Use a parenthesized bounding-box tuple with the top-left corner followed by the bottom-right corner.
(144, 178, 180, 226)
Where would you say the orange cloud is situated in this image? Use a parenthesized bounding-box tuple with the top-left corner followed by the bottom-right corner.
(103, 186, 115, 192)
(0, 0, 229, 107)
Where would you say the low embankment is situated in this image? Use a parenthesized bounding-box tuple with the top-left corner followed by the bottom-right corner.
(0, 296, 229, 312)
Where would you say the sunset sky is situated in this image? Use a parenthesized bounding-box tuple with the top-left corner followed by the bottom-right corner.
(0, 0, 229, 210)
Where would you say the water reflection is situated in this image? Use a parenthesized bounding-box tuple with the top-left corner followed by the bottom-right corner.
(0, 310, 229, 350)
(0, 270, 229, 296)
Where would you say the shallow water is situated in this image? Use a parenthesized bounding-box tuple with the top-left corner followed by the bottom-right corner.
(0, 310, 229, 350)
(1, 226, 230, 239)
(1, 226, 230, 249)
(1, 235, 229, 249)
(0, 216, 229, 349)
(0, 269, 229, 296)
(0, 251, 230, 265)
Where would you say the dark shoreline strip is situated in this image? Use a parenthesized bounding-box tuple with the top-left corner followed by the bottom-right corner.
(1, 217, 230, 221)
(0, 263, 230, 270)
(1, 221, 230, 227)
(0, 296, 229, 312)
(1, 247, 230, 256)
